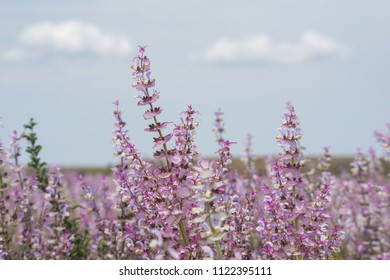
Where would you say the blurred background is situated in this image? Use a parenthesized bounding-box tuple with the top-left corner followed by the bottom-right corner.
(0, 0, 389, 167)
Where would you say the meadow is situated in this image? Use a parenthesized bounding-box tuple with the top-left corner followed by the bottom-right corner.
(0, 46, 389, 260)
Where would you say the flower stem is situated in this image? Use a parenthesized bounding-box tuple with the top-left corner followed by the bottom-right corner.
(215, 240, 222, 260)
(178, 220, 189, 246)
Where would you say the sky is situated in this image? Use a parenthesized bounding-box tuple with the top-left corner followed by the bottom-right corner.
(0, 0, 389, 166)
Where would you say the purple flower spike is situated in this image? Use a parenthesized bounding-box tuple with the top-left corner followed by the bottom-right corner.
(260, 102, 342, 260)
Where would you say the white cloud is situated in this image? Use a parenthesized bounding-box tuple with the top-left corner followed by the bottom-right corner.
(192, 31, 347, 64)
(1, 20, 132, 61)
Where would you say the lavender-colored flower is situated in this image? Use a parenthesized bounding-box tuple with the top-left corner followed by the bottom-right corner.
(261, 103, 342, 259)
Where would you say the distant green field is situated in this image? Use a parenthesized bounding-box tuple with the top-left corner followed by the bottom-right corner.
(62, 157, 390, 176)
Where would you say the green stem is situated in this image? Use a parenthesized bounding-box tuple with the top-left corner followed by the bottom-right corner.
(178, 220, 189, 246)
(215, 240, 222, 260)
(0, 170, 4, 191)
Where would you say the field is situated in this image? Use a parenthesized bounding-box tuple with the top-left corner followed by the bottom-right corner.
(62, 157, 390, 178)
(1, 46, 389, 260)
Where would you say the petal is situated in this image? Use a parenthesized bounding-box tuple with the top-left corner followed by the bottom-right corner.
(143, 107, 162, 120)
(176, 186, 191, 198)
(153, 133, 172, 149)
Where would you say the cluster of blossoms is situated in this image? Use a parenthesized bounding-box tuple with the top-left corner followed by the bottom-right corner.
(258, 103, 343, 259)
(0, 46, 389, 260)
(0, 128, 78, 259)
(330, 149, 390, 259)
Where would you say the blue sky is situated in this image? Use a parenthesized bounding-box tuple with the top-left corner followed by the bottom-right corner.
(1, 0, 389, 166)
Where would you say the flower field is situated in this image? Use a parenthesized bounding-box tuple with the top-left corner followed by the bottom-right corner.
(0, 46, 389, 260)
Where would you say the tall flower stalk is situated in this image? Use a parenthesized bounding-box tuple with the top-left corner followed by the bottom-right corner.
(131, 45, 190, 248)
(260, 102, 341, 259)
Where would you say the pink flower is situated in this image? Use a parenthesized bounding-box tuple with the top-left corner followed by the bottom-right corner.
(144, 121, 172, 132)
(132, 79, 156, 91)
(138, 45, 147, 53)
(137, 91, 160, 106)
(153, 133, 173, 149)
(143, 107, 163, 120)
